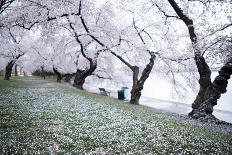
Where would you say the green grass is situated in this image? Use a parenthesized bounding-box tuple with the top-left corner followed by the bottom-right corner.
(0, 76, 49, 88)
(0, 77, 231, 154)
(69, 88, 232, 153)
(0, 76, 24, 87)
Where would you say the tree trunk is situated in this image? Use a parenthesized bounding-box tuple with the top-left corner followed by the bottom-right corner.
(190, 56, 212, 111)
(130, 53, 156, 104)
(130, 66, 140, 104)
(167, 0, 225, 121)
(41, 66, 46, 79)
(73, 64, 97, 90)
(15, 65, 18, 76)
(64, 73, 75, 83)
(20, 67, 23, 76)
(53, 67, 62, 82)
(189, 59, 232, 119)
(4, 61, 14, 80)
(130, 83, 143, 105)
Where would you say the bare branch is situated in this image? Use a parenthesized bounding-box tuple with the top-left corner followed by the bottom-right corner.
(151, 1, 180, 20)
(132, 16, 146, 45)
(0, 0, 15, 15)
(32, 47, 48, 61)
(66, 17, 93, 64)
(207, 23, 232, 37)
(8, 28, 21, 44)
(92, 73, 112, 80)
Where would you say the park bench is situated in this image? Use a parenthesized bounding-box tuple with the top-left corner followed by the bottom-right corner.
(99, 88, 110, 96)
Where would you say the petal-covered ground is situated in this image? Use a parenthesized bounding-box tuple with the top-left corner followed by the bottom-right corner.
(0, 77, 232, 154)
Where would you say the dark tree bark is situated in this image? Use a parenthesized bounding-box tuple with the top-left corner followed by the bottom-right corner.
(110, 51, 156, 104)
(53, 67, 62, 82)
(63, 73, 76, 83)
(130, 66, 140, 104)
(190, 59, 232, 119)
(167, 0, 232, 120)
(67, 15, 99, 90)
(4, 60, 14, 80)
(4, 53, 23, 80)
(191, 56, 212, 110)
(14, 64, 18, 76)
(41, 66, 46, 79)
(73, 65, 97, 89)
(0, 0, 15, 16)
(130, 53, 156, 104)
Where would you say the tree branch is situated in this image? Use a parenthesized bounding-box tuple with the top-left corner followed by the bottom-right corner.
(0, 0, 15, 15)
(92, 73, 112, 80)
(207, 23, 232, 36)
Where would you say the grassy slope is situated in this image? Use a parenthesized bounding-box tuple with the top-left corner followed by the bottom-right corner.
(0, 77, 231, 154)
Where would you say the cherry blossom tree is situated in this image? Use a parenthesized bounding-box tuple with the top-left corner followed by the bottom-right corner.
(0, 27, 33, 80)
(162, 0, 232, 120)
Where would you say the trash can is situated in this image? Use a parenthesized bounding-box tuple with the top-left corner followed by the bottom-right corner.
(118, 90, 124, 100)
(121, 87, 129, 101)
(118, 87, 129, 101)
